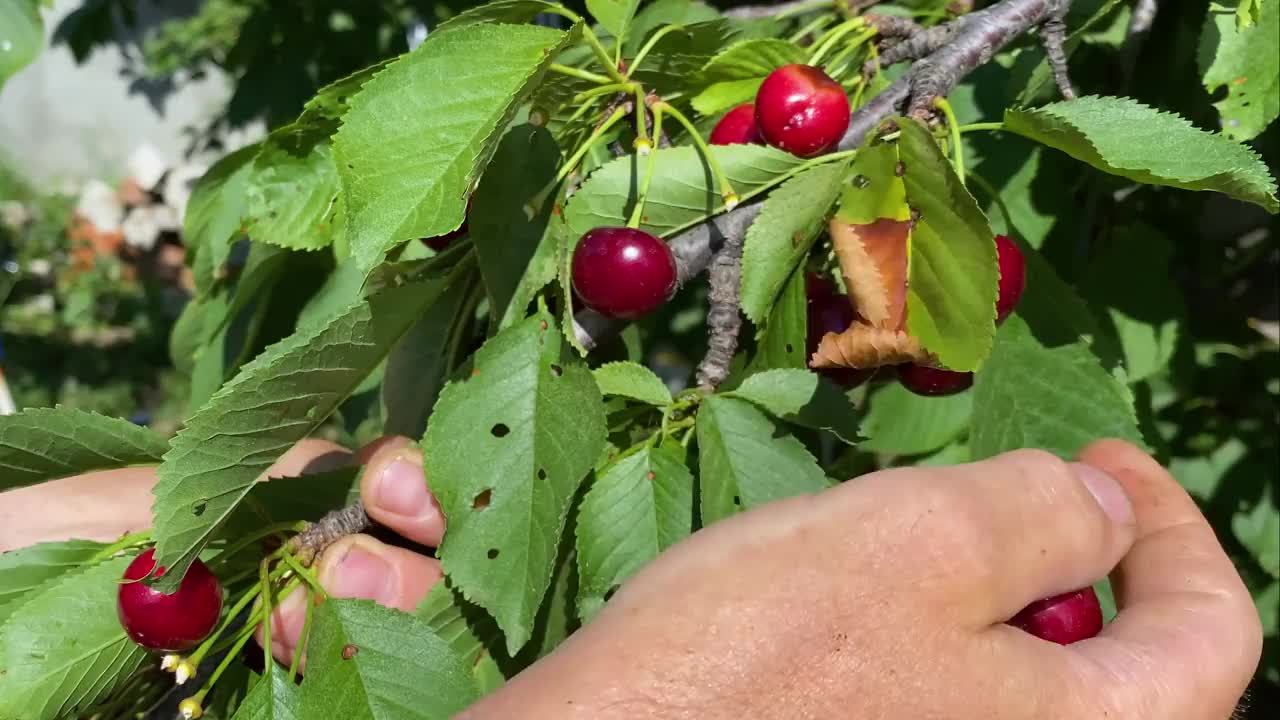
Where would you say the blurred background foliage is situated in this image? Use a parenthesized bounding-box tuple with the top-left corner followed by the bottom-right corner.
(0, 0, 1276, 705)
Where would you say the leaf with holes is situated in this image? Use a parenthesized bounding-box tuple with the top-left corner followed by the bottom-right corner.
(726, 369, 862, 445)
(0, 539, 108, 627)
(297, 600, 476, 720)
(1003, 96, 1279, 213)
(1199, 1, 1278, 141)
(970, 316, 1144, 460)
(577, 446, 692, 622)
(896, 118, 999, 371)
(695, 395, 829, 525)
(0, 555, 148, 720)
(244, 125, 343, 251)
(0, 407, 169, 492)
(739, 159, 849, 324)
(335, 23, 575, 271)
(692, 38, 806, 116)
(424, 307, 606, 654)
(592, 362, 673, 406)
(564, 144, 807, 242)
(747, 262, 808, 372)
(150, 265, 468, 592)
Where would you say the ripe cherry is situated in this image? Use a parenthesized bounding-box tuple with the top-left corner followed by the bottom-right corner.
(709, 103, 762, 146)
(754, 64, 851, 158)
(995, 234, 1026, 323)
(117, 548, 223, 652)
(572, 227, 678, 319)
(1007, 587, 1103, 645)
(423, 197, 473, 251)
(806, 273, 873, 389)
(898, 363, 973, 396)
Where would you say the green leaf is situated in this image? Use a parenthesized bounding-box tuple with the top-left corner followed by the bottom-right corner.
(896, 118, 998, 371)
(624, 0, 721, 56)
(739, 160, 849, 324)
(424, 308, 606, 654)
(231, 664, 300, 720)
(1082, 229, 1183, 382)
(185, 145, 259, 294)
(587, 0, 640, 40)
(630, 20, 738, 96)
(970, 316, 1144, 460)
(472, 124, 561, 326)
(576, 446, 692, 621)
(244, 125, 343, 251)
(1003, 96, 1279, 213)
(695, 395, 829, 525)
(726, 369, 862, 445)
(592, 362, 673, 406)
(747, 262, 808, 372)
(1234, 484, 1279, 579)
(0, 556, 148, 720)
(151, 267, 467, 592)
(0, 539, 107, 627)
(0, 407, 169, 491)
(1199, 0, 1279, 141)
(415, 581, 505, 693)
(0, 0, 41, 92)
(382, 280, 475, 440)
(435, 0, 561, 32)
(298, 600, 477, 720)
(691, 38, 806, 116)
(335, 23, 574, 271)
(860, 382, 972, 456)
(219, 467, 362, 540)
(564, 144, 807, 241)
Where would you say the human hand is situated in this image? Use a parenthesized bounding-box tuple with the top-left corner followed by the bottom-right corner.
(459, 440, 1262, 720)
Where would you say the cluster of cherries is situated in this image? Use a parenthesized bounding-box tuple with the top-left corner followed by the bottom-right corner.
(807, 233, 1026, 396)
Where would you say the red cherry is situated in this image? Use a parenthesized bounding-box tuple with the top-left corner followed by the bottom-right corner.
(897, 363, 973, 396)
(1007, 587, 1103, 645)
(805, 273, 872, 389)
(117, 548, 223, 652)
(995, 234, 1026, 323)
(709, 103, 761, 146)
(754, 64, 851, 158)
(571, 227, 677, 319)
(424, 197, 473, 250)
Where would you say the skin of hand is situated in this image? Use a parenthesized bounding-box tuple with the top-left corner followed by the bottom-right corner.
(0, 439, 1261, 719)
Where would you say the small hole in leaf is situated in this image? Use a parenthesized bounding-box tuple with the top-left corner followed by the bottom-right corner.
(491, 423, 510, 437)
(487, 548, 500, 560)
(549, 364, 563, 377)
(473, 489, 492, 510)
(537, 468, 547, 481)
(784, 343, 794, 353)
(338, 95, 347, 103)
(347, 163, 355, 169)
(733, 495, 741, 506)
(192, 502, 207, 517)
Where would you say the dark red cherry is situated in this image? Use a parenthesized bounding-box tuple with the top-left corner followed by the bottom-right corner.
(897, 363, 973, 396)
(754, 64, 851, 158)
(424, 197, 473, 250)
(117, 548, 224, 652)
(709, 103, 762, 146)
(571, 227, 677, 319)
(1007, 587, 1103, 645)
(995, 234, 1026, 323)
(805, 273, 873, 389)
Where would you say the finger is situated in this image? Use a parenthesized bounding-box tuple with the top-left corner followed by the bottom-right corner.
(842, 448, 1136, 626)
(0, 467, 158, 551)
(264, 534, 443, 668)
(266, 438, 352, 478)
(1068, 439, 1262, 719)
(358, 438, 446, 547)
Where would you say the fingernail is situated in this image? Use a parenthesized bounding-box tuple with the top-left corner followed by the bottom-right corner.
(374, 456, 429, 517)
(1071, 462, 1134, 525)
(326, 543, 396, 604)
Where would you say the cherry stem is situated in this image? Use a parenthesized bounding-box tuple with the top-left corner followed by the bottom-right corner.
(966, 171, 1016, 236)
(627, 103, 663, 230)
(957, 121, 1005, 133)
(208, 521, 305, 570)
(288, 586, 313, 683)
(573, 82, 637, 103)
(628, 24, 685, 76)
(184, 563, 281, 671)
(581, 25, 628, 83)
(807, 17, 865, 65)
(191, 601, 274, 705)
(788, 13, 836, 44)
(259, 559, 273, 671)
(90, 530, 152, 562)
(656, 101, 739, 209)
(633, 86, 650, 152)
(826, 28, 877, 80)
(280, 549, 328, 599)
(549, 63, 614, 85)
(554, 106, 628, 185)
(932, 96, 965, 186)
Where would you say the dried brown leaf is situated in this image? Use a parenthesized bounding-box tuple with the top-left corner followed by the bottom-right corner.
(829, 217, 910, 330)
(810, 323, 933, 369)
